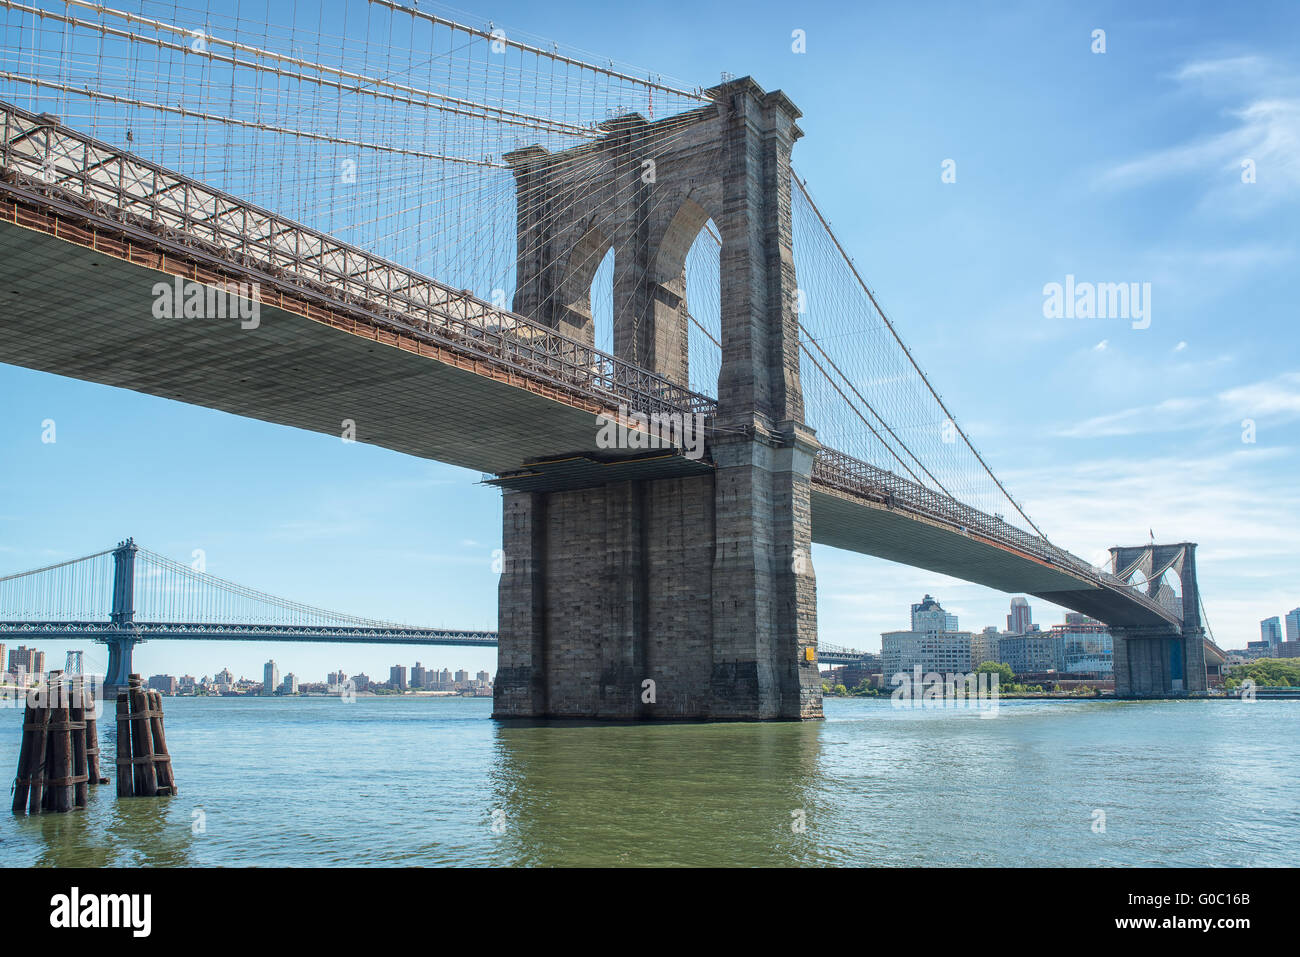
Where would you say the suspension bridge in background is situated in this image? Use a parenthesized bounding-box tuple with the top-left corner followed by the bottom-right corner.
(0, 539, 497, 692)
(0, 0, 1213, 717)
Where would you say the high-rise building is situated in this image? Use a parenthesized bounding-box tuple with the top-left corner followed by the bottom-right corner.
(476, 670, 490, 686)
(263, 660, 280, 695)
(390, 664, 408, 690)
(454, 669, 469, 687)
(1285, 608, 1300, 642)
(1261, 617, 1282, 650)
(281, 673, 299, 695)
(911, 595, 958, 634)
(7, 646, 44, 678)
(1007, 597, 1032, 635)
(439, 668, 452, 689)
(412, 662, 427, 689)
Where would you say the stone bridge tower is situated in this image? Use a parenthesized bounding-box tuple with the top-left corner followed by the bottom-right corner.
(492, 77, 821, 720)
(1109, 543, 1207, 696)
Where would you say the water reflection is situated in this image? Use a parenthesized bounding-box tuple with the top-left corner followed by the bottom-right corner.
(489, 720, 826, 866)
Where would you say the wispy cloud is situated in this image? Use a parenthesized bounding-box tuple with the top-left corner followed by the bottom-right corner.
(1099, 56, 1300, 211)
(1056, 371, 1300, 438)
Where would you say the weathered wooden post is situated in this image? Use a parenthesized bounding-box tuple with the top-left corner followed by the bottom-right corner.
(147, 689, 177, 795)
(11, 692, 39, 814)
(45, 673, 74, 813)
(115, 689, 133, 798)
(83, 681, 105, 785)
(26, 686, 49, 814)
(69, 676, 89, 809)
(126, 675, 158, 796)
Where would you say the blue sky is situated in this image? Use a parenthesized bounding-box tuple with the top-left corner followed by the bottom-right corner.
(2, 0, 1298, 681)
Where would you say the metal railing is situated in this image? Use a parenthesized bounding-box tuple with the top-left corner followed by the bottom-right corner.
(0, 620, 498, 644)
(0, 100, 714, 420)
(812, 448, 1180, 624)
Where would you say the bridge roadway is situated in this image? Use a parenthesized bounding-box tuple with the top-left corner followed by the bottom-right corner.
(0, 621, 498, 646)
(0, 101, 1176, 633)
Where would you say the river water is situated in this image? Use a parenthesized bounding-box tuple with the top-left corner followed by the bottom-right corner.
(2, 696, 1296, 867)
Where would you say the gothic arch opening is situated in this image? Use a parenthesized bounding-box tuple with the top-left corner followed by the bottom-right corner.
(651, 198, 721, 397)
(558, 225, 612, 348)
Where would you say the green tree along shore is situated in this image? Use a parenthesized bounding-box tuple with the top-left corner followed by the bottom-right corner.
(822, 679, 881, 698)
(819, 660, 1103, 699)
(1226, 658, 1300, 689)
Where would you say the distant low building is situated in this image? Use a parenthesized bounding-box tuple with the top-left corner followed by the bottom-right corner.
(148, 674, 178, 694)
(882, 630, 974, 679)
(999, 633, 1064, 675)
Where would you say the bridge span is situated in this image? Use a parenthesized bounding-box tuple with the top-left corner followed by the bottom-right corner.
(0, 4, 1209, 718)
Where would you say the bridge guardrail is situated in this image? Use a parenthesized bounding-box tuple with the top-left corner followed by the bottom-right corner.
(0, 100, 715, 421)
(811, 449, 1180, 624)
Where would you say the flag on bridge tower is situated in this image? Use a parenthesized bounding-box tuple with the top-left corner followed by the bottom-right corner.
(1149, 529, 1155, 543)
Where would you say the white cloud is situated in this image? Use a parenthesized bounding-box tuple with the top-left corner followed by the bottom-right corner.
(1100, 57, 1300, 211)
(1056, 370, 1300, 438)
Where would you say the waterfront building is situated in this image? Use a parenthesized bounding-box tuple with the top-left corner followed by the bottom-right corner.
(1277, 641, 1300, 659)
(1007, 597, 1032, 635)
(1286, 608, 1300, 642)
(390, 664, 407, 691)
(148, 674, 178, 694)
(352, 673, 371, 692)
(281, 673, 299, 695)
(476, 670, 491, 687)
(911, 595, 958, 634)
(972, 627, 1001, 667)
(1052, 615, 1113, 674)
(999, 633, 1065, 675)
(263, 660, 280, 696)
(1261, 617, 1282, 650)
(412, 662, 427, 689)
(881, 630, 974, 678)
(439, 668, 452, 689)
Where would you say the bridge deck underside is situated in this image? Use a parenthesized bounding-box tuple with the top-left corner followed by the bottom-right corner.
(811, 488, 1171, 629)
(0, 220, 612, 477)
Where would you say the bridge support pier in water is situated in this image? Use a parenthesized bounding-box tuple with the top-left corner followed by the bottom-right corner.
(493, 423, 821, 721)
(493, 78, 822, 721)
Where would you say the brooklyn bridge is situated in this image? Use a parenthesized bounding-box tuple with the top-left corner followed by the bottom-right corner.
(0, 0, 1217, 717)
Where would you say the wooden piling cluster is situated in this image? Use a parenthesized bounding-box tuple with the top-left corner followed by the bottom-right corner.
(10, 673, 107, 814)
(115, 674, 177, 797)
